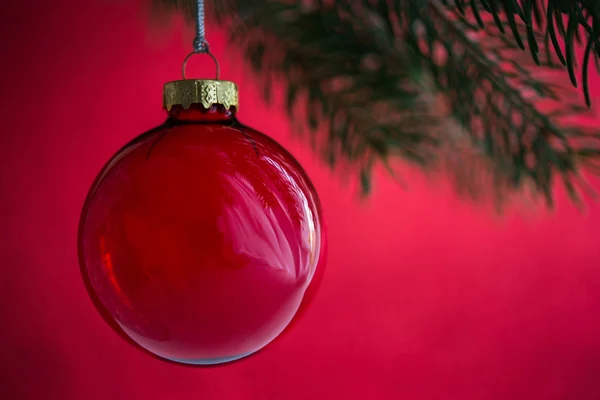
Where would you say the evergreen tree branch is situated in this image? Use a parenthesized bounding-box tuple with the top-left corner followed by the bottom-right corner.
(416, 0, 600, 206)
(451, 0, 600, 106)
(150, 0, 600, 207)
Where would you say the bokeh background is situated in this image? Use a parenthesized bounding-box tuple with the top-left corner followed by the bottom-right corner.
(2, 0, 600, 398)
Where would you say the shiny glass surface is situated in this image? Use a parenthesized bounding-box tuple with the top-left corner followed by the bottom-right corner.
(78, 104, 325, 365)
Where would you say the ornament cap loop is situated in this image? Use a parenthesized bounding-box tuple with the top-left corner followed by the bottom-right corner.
(181, 50, 220, 80)
(163, 79, 239, 111)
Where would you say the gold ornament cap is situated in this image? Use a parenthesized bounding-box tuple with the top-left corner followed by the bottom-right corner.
(163, 79, 239, 111)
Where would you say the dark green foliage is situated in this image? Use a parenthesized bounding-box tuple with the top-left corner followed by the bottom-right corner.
(151, 0, 600, 207)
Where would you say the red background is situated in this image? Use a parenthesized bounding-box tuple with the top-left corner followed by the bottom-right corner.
(2, 1, 600, 399)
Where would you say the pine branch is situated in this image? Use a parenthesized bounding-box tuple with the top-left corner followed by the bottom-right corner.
(153, 0, 456, 193)
(452, 0, 600, 106)
(149, 0, 600, 207)
(224, 1, 448, 195)
(413, 0, 600, 206)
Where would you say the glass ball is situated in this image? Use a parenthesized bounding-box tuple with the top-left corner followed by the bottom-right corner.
(78, 103, 325, 365)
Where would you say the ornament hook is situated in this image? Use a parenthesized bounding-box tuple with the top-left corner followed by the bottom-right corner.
(181, 50, 221, 81)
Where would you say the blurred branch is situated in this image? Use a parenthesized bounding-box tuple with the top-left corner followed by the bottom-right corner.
(150, 0, 600, 207)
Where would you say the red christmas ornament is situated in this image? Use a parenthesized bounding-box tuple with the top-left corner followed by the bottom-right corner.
(78, 75, 325, 365)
